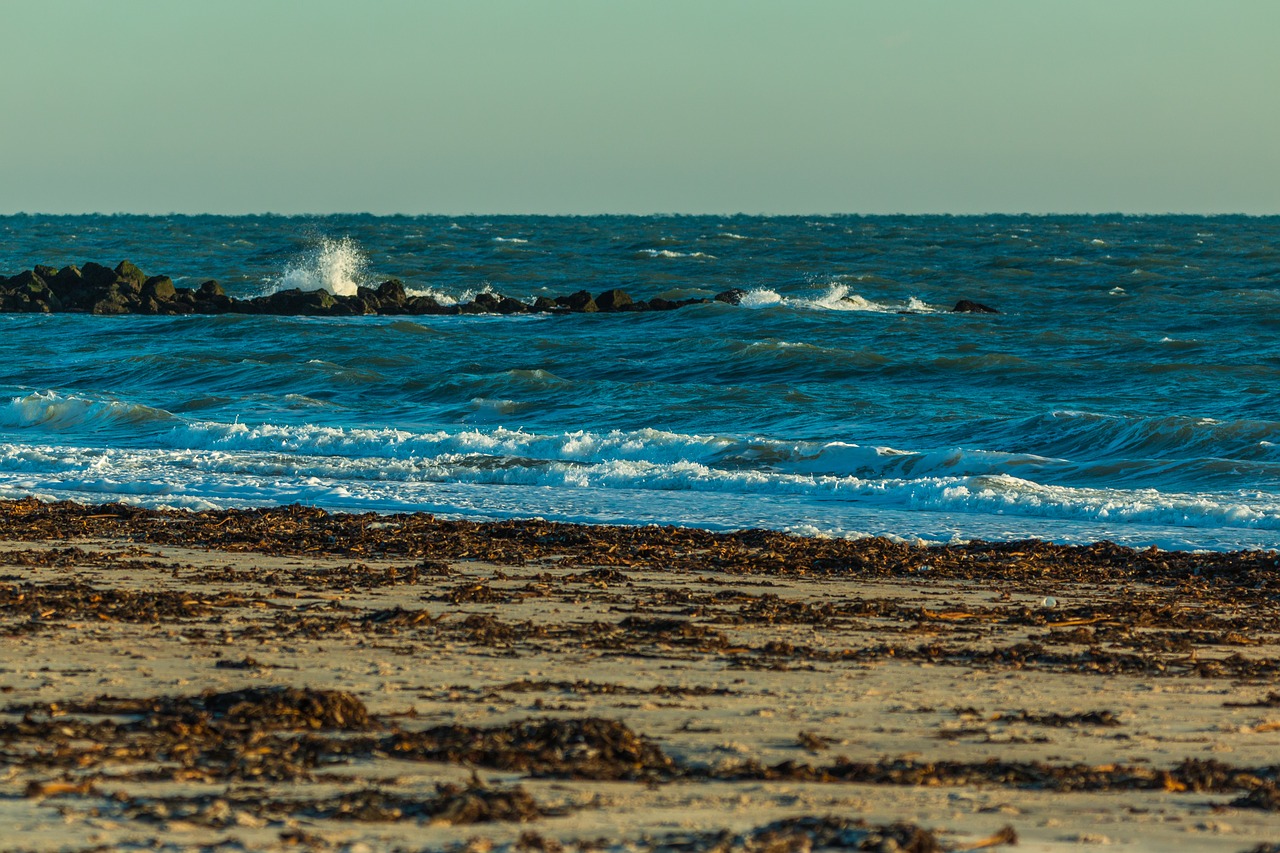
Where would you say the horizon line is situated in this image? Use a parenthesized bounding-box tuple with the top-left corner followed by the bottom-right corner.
(2, 210, 1277, 219)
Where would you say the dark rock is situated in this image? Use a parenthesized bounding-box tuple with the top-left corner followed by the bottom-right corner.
(115, 260, 148, 290)
(5, 270, 46, 291)
(376, 279, 407, 305)
(465, 292, 526, 314)
(92, 295, 131, 315)
(79, 262, 117, 290)
(143, 276, 176, 301)
(2, 262, 731, 318)
(193, 299, 230, 314)
(407, 295, 456, 315)
(251, 288, 338, 315)
(325, 298, 359, 316)
(595, 289, 633, 312)
(355, 286, 383, 314)
(197, 280, 226, 299)
(953, 300, 1000, 314)
(556, 290, 598, 312)
(49, 265, 83, 297)
(471, 292, 501, 312)
(714, 288, 747, 305)
(496, 296, 530, 315)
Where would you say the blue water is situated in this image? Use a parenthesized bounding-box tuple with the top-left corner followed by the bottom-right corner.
(2, 214, 1278, 551)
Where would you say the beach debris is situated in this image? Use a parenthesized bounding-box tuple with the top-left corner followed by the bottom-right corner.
(628, 815, 999, 852)
(114, 782, 552, 827)
(385, 717, 677, 780)
(4, 498, 1280, 847)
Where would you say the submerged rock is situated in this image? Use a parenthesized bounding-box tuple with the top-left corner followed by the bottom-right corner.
(953, 299, 1000, 314)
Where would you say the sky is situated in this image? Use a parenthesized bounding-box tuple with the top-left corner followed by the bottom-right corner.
(1, 0, 1276, 215)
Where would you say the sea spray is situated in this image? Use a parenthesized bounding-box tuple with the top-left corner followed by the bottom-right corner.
(270, 236, 368, 296)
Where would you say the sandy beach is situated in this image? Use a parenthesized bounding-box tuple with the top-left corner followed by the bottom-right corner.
(3, 498, 1280, 852)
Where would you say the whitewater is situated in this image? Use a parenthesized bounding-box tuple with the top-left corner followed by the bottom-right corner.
(1, 214, 1278, 551)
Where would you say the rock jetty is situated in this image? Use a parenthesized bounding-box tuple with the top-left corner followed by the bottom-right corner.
(0, 261, 998, 316)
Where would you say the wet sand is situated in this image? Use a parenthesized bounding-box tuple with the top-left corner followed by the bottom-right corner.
(3, 498, 1280, 851)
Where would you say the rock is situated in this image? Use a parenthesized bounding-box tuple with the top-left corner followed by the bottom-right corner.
(376, 279, 407, 306)
(92, 295, 131, 315)
(407, 295, 456, 315)
(355, 286, 383, 314)
(115, 260, 148, 290)
(143, 276, 176, 301)
(2, 262, 734, 318)
(2, 285, 53, 312)
(194, 281, 232, 313)
(6, 270, 46, 291)
(49, 265, 83, 296)
(953, 300, 999, 314)
(249, 288, 338, 315)
(470, 292, 502, 312)
(556, 290, 598, 312)
(595, 289, 633, 311)
(714, 288, 747, 305)
(495, 295, 530, 315)
(79, 262, 117, 290)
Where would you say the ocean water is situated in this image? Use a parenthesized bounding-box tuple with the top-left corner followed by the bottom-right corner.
(1, 213, 1278, 552)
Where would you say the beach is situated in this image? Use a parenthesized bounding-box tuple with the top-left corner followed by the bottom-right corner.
(4, 499, 1280, 851)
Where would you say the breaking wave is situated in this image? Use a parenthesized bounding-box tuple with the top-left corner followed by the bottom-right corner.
(268, 236, 368, 296)
(2, 393, 1278, 548)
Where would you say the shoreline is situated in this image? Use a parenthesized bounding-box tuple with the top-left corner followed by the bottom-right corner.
(4, 498, 1280, 851)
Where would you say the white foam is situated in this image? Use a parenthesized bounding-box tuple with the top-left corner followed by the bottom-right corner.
(403, 285, 458, 305)
(6, 396, 1278, 550)
(269, 236, 368, 296)
(737, 289, 784, 308)
(640, 249, 716, 259)
(736, 283, 941, 314)
(492, 237, 529, 243)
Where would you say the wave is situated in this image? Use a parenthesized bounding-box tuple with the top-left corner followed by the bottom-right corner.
(1, 436, 1277, 545)
(986, 410, 1280, 464)
(639, 249, 716, 259)
(735, 284, 942, 314)
(0, 391, 176, 431)
(265, 236, 368, 297)
(2, 397, 1278, 544)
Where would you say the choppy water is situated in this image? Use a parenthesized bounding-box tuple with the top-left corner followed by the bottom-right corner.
(2, 214, 1278, 551)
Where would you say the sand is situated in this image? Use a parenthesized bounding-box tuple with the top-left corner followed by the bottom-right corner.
(2, 500, 1280, 852)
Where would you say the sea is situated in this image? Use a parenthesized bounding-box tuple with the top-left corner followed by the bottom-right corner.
(1, 214, 1277, 552)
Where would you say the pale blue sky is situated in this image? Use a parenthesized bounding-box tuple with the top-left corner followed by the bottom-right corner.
(2, 0, 1276, 214)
